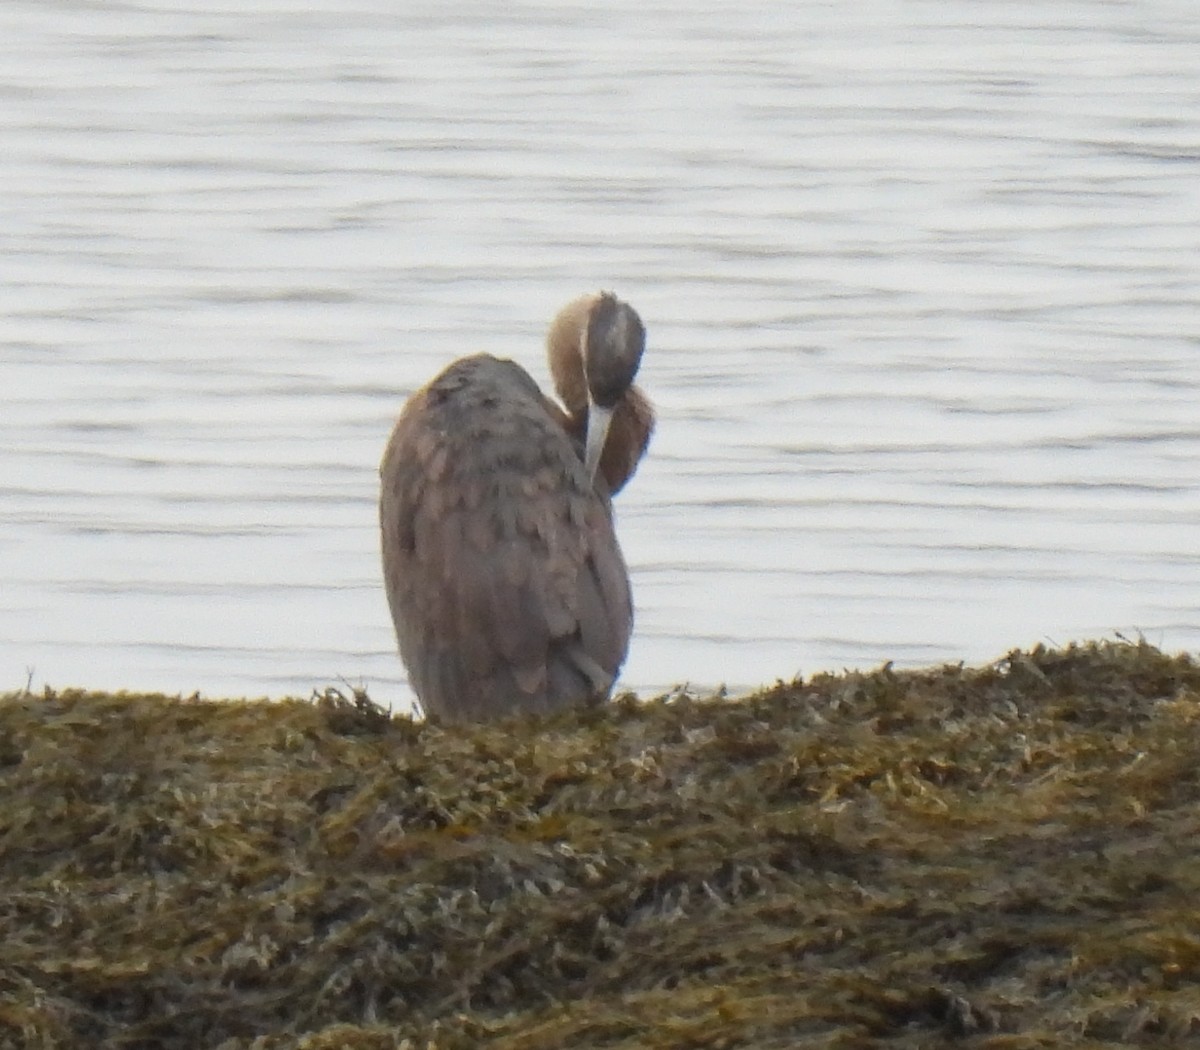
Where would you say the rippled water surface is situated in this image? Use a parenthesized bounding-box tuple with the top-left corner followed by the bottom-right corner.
(3, 1, 1198, 706)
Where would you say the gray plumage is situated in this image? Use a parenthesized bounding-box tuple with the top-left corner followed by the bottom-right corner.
(380, 339, 643, 723)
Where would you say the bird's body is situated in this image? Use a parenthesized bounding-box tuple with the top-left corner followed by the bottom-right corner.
(379, 293, 652, 723)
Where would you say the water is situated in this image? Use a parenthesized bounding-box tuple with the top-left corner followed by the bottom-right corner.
(2, 1, 1198, 708)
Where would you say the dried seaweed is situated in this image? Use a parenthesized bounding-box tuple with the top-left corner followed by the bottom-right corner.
(2, 640, 1199, 1048)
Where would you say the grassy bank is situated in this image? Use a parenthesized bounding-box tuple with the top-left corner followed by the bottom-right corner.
(2, 640, 1200, 1049)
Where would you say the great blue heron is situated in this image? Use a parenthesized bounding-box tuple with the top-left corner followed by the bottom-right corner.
(379, 292, 654, 723)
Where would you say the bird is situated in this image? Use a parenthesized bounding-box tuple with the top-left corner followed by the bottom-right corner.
(379, 291, 654, 724)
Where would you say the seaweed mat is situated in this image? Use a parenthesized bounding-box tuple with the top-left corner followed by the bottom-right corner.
(2, 640, 1200, 1049)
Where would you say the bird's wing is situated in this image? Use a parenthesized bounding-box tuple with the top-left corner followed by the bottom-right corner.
(380, 355, 631, 722)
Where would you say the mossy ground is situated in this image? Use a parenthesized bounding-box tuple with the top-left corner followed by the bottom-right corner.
(3, 640, 1200, 1049)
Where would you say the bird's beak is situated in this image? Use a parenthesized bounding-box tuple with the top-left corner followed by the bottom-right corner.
(584, 402, 614, 484)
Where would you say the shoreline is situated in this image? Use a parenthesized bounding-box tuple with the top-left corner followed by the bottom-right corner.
(3, 639, 1198, 1048)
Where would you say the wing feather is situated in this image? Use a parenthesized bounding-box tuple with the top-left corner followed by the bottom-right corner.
(380, 354, 633, 723)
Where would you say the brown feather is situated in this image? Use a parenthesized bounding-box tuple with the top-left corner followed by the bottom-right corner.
(380, 293, 653, 724)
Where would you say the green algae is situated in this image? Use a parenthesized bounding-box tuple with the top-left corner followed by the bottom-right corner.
(2, 640, 1200, 1048)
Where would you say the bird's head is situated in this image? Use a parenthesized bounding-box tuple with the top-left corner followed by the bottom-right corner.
(582, 293, 646, 481)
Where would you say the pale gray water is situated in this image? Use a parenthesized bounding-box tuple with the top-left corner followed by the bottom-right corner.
(2, 1, 1198, 707)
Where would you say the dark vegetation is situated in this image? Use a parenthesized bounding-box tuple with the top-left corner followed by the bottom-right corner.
(3, 640, 1200, 1049)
